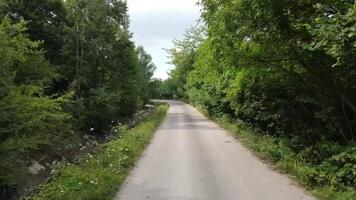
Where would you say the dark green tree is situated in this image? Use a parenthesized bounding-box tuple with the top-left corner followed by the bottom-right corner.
(0, 16, 71, 196)
(0, 0, 67, 64)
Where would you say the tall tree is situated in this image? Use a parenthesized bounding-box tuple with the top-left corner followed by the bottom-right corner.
(63, 0, 145, 130)
(167, 25, 205, 98)
(137, 46, 156, 102)
(0, 16, 70, 196)
(0, 0, 67, 64)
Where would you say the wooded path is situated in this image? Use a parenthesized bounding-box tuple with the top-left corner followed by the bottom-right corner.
(116, 101, 315, 200)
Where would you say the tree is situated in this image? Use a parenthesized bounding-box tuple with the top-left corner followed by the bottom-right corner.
(137, 46, 156, 102)
(167, 25, 205, 98)
(0, 0, 67, 64)
(0, 16, 71, 195)
(0, 0, 158, 197)
(167, 1, 355, 196)
(62, 0, 149, 131)
(197, 0, 356, 142)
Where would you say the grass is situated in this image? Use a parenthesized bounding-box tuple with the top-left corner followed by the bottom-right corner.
(212, 115, 355, 200)
(27, 104, 168, 200)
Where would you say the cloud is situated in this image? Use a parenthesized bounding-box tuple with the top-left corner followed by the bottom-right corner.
(127, 0, 200, 79)
(130, 10, 200, 41)
(128, 0, 199, 13)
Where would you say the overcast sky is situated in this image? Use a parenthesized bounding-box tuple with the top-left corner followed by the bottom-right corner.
(127, 0, 200, 80)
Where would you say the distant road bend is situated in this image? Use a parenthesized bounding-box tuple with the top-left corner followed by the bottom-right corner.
(116, 101, 315, 200)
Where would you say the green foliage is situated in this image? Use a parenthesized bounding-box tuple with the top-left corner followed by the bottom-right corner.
(0, 16, 71, 193)
(27, 105, 168, 200)
(79, 88, 122, 133)
(196, 0, 356, 141)
(61, 0, 152, 131)
(148, 78, 180, 99)
(0, 0, 68, 64)
(0, 0, 157, 197)
(186, 39, 231, 116)
(0, 16, 54, 88)
(136, 46, 157, 102)
(147, 79, 163, 99)
(215, 116, 356, 200)
(167, 25, 205, 98)
(159, 78, 179, 99)
(224, 66, 336, 144)
(168, 0, 356, 199)
(0, 86, 71, 186)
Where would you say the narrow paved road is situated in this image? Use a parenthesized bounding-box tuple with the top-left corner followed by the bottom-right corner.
(116, 101, 315, 200)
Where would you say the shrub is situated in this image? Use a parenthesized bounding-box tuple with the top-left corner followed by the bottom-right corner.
(0, 86, 72, 191)
(79, 88, 122, 134)
(224, 67, 347, 146)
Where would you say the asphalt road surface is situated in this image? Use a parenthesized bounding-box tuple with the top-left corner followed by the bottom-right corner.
(115, 101, 315, 200)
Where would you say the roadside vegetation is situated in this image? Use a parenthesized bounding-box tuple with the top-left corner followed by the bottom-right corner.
(27, 104, 168, 200)
(0, 0, 158, 198)
(164, 1, 356, 199)
(148, 78, 180, 99)
(214, 116, 355, 200)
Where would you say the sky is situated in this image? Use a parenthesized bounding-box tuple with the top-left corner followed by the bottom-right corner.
(127, 0, 201, 80)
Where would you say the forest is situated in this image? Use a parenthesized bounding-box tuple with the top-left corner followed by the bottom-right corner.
(0, 0, 156, 198)
(1, 0, 355, 199)
(164, 0, 356, 199)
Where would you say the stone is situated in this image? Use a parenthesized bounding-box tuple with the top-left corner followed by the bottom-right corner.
(28, 160, 46, 175)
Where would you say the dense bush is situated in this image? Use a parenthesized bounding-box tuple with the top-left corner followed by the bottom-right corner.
(225, 67, 338, 145)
